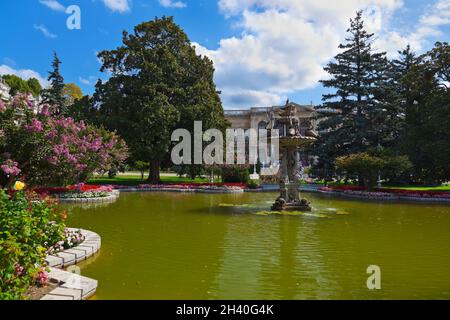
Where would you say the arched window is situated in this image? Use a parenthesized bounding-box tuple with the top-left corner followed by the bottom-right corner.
(273, 120, 285, 137)
(258, 121, 268, 130)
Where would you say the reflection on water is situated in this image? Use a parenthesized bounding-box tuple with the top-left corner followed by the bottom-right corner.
(63, 192, 450, 300)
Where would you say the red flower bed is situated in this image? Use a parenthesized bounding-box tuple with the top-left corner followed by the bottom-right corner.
(33, 184, 113, 195)
(34, 182, 248, 195)
(165, 182, 247, 188)
(331, 185, 366, 191)
(326, 185, 450, 199)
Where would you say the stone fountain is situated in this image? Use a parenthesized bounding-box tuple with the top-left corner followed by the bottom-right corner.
(270, 101, 318, 212)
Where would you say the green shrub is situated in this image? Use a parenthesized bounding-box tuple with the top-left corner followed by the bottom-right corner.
(0, 187, 65, 300)
(247, 179, 261, 189)
(221, 166, 250, 183)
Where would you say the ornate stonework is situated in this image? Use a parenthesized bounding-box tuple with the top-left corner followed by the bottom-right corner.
(224, 102, 318, 133)
(269, 102, 318, 212)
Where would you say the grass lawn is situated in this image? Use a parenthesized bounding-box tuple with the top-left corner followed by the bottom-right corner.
(88, 174, 221, 186)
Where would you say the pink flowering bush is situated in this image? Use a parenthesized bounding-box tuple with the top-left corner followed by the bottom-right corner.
(0, 94, 128, 187)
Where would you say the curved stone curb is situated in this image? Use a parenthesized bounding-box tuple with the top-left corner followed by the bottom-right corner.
(41, 229, 101, 300)
(40, 267, 98, 300)
(317, 190, 450, 204)
(117, 187, 244, 194)
(45, 229, 101, 268)
(57, 190, 120, 203)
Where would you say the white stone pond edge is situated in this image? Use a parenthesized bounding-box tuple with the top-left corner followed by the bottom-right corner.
(41, 228, 101, 300)
(56, 190, 120, 203)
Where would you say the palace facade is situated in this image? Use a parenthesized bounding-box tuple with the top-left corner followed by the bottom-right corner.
(224, 102, 319, 134)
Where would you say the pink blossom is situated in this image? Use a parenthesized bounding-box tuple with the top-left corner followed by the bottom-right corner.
(46, 129, 57, 139)
(89, 138, 102, 151)
(67, 154, 78, 164)
(1, 159, 21, 176)
(36, 269, 49, 286)
(76, 163, 88, 171)
(53, 144, 70, 157)
(47, 156, 59, 165)
(0, 100, 6, 112)
(40, 104, 51, 116)
(25, 95, 34, 108)
(15, 264, 25, 277)
(25, 118, 43, 132)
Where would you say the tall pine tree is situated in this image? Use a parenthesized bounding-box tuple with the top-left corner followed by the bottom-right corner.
(314, 11, 395, 180)
(391, 45, 421, 115)
(43, 52, 66, 113)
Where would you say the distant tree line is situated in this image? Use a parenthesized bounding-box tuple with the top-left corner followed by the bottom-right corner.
(313, 11, 450, 187)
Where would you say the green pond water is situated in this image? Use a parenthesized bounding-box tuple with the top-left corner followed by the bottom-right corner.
(64, 192, 450, 300)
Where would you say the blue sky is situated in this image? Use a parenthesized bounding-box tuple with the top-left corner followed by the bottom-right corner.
(1, 0, 449, 109)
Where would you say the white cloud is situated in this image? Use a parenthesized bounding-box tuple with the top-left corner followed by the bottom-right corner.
(376, 0, 450, 55)
(102, 0, 130, 13)
(79, 76, 97, 86)
(196, 0, 450, 108)
(159, 0, 187, 8)
(39, 0, 66, 12)
(79, 77, 91, 85)
(0, 64, 49, 88)
(33, 24, 57, 38)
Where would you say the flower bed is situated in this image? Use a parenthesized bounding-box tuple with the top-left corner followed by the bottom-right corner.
(34, 183, 114, 199)
(46, 228, 85, 255)
(107, 182, 246, 194)
(111, 182, 247, 191)
(319, 185, 450, 201)
(114, 182, 247, 189)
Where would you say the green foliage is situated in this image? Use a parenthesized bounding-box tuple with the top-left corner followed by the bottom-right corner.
(42, 52, 67, 113)
(336, 152, 412, 189)
(1, 75, 41, 97)
(26, 78, 42, 97)
(314, 11, 403, 180)
(401, 89, 450, 183)
(396, 42, 450, 183)
(94, 16, 228, 183)
(0, 189, 65, 300)
(66, 95, 97, 123)
(134, 161, 149, 180)
(247, 179, 261, 189)
(175, 164, 207, 180)
(63, 83, 83, 106)
(221, 166, 250, 183)
(314, 12, 450, 185)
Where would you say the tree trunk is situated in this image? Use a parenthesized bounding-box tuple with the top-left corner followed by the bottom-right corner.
(148, 160, 161, 184)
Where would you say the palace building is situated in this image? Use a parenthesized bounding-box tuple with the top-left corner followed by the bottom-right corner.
(0, 78, 11, 102)
(223, 102, 324, 171)
(224, 102, 319, 134)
